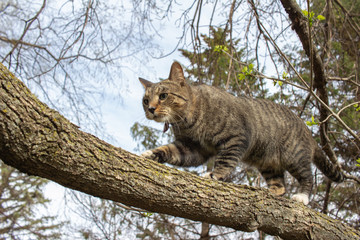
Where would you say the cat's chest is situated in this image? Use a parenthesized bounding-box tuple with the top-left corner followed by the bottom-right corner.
(176, 127, 218, 154)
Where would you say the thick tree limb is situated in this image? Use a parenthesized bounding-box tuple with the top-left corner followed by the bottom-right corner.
(278, 0, 326, 146)
(0, 63, 359, 239)
(279, 0, 326, 90)
(280, 0, 330, 142)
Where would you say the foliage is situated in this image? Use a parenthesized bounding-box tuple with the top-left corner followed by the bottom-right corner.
(179, 27, 267, 97)
(306, 115, 319, 126)
(130, 122, 173, 152)
(302, 9, 326, 27)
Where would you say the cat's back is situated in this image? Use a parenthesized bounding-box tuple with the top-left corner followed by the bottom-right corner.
(192, 84, 313, 144)
(193, 84, 293, 122)
(192, 84, 252, 114)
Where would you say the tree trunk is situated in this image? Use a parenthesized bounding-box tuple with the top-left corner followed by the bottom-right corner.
(0, 63, 359, 239)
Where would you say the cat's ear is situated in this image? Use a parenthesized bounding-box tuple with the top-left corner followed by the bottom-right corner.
(139, 77, 153, 89)
(169, 62, 185, 86)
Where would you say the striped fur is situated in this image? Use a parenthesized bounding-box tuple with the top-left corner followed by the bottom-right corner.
(139, 62, 344, 205)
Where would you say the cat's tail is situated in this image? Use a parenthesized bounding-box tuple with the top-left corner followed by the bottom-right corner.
(313, 147, 344, 183)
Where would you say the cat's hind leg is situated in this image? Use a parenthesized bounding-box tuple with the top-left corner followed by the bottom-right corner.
(287, 160, 313, 205)
(261, 170, 286, 196)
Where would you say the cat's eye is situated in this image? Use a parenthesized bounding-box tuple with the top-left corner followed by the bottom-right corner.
(143, 98, 149, 105)
(159, 93, 168, 100)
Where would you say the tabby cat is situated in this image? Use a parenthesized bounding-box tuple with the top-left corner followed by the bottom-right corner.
(139, 61, 343, 205)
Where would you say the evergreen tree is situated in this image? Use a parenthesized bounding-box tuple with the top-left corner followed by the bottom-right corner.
(0, 162, 64, 239)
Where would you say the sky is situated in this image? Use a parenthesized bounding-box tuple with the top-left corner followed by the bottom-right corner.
(42, 7, 189, 235)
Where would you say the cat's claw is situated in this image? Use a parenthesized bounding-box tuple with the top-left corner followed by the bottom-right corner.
(203, 172, 218, 180)
(291, 193, 309, 205)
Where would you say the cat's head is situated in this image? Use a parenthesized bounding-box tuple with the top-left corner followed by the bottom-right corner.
(139, 62, 191, 124)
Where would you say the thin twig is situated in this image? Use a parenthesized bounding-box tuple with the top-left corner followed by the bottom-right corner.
(249, 0, 360, 143)
(225, 0, 237, 91)
(320, 101, 360, 124)
(328, 76, 360, 87)
(343, 173, 360, 185)
(2, 0, 47, 63)
(114, 202, 149, 215)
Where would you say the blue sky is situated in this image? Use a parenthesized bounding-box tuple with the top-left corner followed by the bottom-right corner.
(42, 14, 189, 233)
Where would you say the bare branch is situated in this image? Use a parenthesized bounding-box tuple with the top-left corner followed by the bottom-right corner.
(2, 0, 47, 64)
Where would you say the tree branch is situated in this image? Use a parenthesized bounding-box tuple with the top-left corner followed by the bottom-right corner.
(279, 0, 332, 154)
(0, 63, 359, 239)
(2, 0, 47, 64)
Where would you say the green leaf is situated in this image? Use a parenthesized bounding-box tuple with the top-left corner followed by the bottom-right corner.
(143, 212, 153, 217)
(248, 63, 254, 70)
(240, 64, 253, 76)
(302, 9, 316, 27)
(356, 158, 360, 167)
(317, 15, 326, 21)
(354, 104, 360, 111)
(238, 73, 245, 81)
(282, 72, 288, 80)
(214, 45, 228, 53)
(306, 115, 318, 126)
(277, 81, 283, 86)
(302, 10, 309, 17)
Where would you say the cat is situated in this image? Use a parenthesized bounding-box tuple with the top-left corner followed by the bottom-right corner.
(139, 61, 344, 205)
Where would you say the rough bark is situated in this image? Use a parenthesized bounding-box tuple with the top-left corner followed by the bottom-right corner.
(0, 63, 359, 239)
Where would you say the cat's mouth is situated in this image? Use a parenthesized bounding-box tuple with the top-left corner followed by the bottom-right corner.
(148, 112, 169, 123)
(150, 114, 171, 133)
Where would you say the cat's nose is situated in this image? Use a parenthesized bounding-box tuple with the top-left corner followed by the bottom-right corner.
(148, 107, 156, 114)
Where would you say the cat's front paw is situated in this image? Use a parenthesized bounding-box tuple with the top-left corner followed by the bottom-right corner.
(291, 193, 309, 205)
(141, 149, 166, 163)
(141, 150, 155, 159)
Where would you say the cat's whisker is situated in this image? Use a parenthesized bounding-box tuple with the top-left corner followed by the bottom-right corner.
(168, 113, 186, 132)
